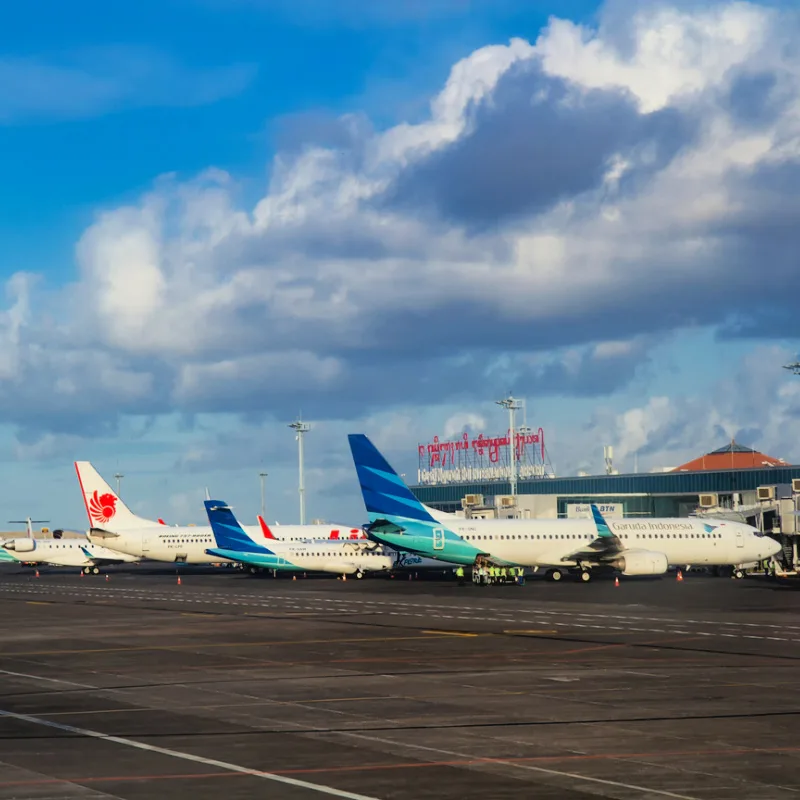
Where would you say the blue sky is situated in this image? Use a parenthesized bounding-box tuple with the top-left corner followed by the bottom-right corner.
(1, 0, 800, 530)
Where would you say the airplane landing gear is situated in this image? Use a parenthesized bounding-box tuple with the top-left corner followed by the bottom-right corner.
(579, 570, 591, 583)
(546, 569, 563, 582)
(733, 568, 745, 580)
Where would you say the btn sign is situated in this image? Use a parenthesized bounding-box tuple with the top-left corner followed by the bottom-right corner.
(566, 503, 623, 519)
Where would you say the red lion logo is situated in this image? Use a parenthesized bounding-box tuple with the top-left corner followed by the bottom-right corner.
(89, 491, 117, 523)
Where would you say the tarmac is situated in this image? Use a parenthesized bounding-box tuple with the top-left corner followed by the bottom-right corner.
(0, 566, 799, 799)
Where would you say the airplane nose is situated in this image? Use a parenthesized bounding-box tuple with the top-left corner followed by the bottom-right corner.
(764, 536, 782, 558)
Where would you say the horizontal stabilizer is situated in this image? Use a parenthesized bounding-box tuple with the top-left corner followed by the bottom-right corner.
(88, 527, 120, 538)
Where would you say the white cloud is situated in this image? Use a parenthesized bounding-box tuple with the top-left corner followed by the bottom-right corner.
(538, 3, 771, 112)
(443, 412, 487, 439)
(0, 0, 799, 493)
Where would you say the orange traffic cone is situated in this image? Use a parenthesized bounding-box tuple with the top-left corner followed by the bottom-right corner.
(35, 569, 39, 578)
(677, 569, 683, 582)
(408, 573, 412, 581)
(177, 575, 182, 585)
(80, 570, 84, 578)
(105, 574, 109, 582)
(292, 575, 296, 581)
(342, 573, 347, 581)
(614, 576, 620, 587)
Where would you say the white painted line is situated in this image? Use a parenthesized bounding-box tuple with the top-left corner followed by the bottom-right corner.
(0, 670, 91, 688)
(0, 707, 378, 800)
(339, 732, 701, 800)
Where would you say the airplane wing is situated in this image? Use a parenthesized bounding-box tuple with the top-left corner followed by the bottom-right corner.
(560, 505, 624, 565)
(79, 545, 136, 566)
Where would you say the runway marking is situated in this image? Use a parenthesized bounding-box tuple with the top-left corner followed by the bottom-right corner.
(0, 669, 90, 688)
(3, 634, 458, 657)
(44, 708, 154, 717)
(0, 707, 379, 800)
(3, 745, 800, 789)
(503, 630, 558, 635)
(338, 730, 702, 800)
(1, 585, 798, 650)
(422, 630, 480, 637)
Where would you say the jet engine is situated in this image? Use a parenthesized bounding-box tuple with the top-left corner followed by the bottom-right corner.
(610, 550, 669, 576)
(3, 539, 35, 553)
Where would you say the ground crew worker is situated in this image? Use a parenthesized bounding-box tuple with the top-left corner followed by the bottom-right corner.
(456, 565, 465, 586)
(500, 567, 508, 583)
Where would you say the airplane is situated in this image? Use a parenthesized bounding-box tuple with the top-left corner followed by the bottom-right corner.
(348, 434, 782, 581)
(256, 516, 366, 542)
(204, 500, 393, 578)
(8, 518, 50, 538)
(75, 461, 369, 564)
(0, 537, 140, 573)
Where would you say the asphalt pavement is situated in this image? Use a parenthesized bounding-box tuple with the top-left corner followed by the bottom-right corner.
(0, 566, 798, 799)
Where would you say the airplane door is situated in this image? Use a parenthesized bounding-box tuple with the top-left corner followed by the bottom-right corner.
(432, 527, 445, 551)
(141, 533, 150, 554)
(735, 530, 744, 548)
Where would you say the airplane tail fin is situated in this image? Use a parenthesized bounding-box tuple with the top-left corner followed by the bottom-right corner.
(74, 462, 156, 531)
(590, 504, 615, 539)
(347, 434, 436, 523)
(205, 501, 271, 553)
(257, 515, 277, 540)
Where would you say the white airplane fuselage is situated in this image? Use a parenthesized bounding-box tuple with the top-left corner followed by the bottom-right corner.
(88, 524, 371, 565)
(1, 538, 140, 567)
(369, 516, 781, 572)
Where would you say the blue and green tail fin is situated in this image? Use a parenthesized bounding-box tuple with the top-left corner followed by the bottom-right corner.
(348, 434, 436, 523)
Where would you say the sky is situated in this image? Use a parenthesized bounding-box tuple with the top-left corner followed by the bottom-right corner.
(2, 0, 800, 529)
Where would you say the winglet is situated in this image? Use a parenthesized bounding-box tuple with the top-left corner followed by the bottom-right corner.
(158, 518, 167, 526)
(205, 500, 272, 554)
(347, 434, 436, 523)
(590, 504, 615, 539)
(257, 515, 277, 540)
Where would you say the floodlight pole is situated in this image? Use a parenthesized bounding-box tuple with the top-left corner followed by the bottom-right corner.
(259, 472, 268, 519)
(289, 420, 311, 524)
(114, 473, 124, 497)
(496, 395, 523, 502)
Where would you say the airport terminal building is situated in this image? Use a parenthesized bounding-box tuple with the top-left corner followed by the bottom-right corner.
(411, 437, 800, 568)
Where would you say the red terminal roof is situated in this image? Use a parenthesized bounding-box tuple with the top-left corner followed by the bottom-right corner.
(672, 440, 787, 472)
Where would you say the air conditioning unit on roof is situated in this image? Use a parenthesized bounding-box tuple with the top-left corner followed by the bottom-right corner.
(699, 494, 718, 508)
(792, 478, 800, 494)
(462, 494, 483, 508)
(757, 486, 775, 501)
(497, 495, 516, 508)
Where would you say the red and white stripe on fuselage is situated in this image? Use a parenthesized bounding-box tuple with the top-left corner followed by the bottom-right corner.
(256, 516, 365, 540)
